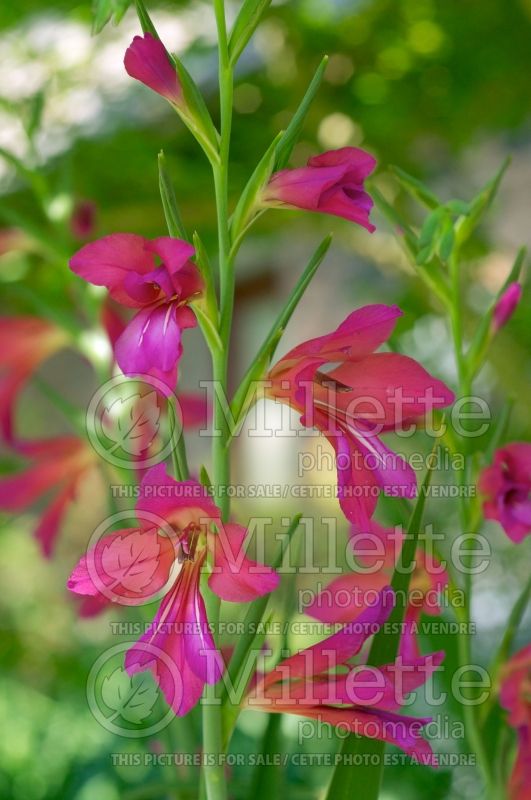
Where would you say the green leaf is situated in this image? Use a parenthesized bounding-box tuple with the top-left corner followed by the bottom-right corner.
(228, 0, 272, 65)
(465, 247, 525, 378)
(438, 217, 455, 262)
(24, 90, 46, 140)
(484, 399, 514, 464)
(418, 207, 444, 249)
(174, 59, 220, 159)
(230, 131, 283, 246)
(221, 516, 301, 724)
(455, 157, 510, 247)
(391, 166, 440, 209)
(0, 147, 48, 202)
(193, 230, 218, 321)
(158, 151, 187, 240)
(486, 574, 531, 712)
(191, 301, 223, 354)
(134, 0, 156, 36)
(199, 464, 212, 490)
(92, 0, 132, 34)
(370, 186, 451, 305)
(274, 56, 328, 170)
(230, 235, 332, 434)
(446, 199, 470, 216)
(325, 461, 435, 800)
(249, 714, 284, 799)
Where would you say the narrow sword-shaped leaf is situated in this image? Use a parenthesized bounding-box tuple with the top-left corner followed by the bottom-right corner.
(274, 56, 328, 170)
(229, 235, 332, 435)
(158, 150, 188, 240)
(228, 0, 272, 65)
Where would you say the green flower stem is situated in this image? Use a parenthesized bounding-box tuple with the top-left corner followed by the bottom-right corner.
(448, 250, 495, 795)
(168, 396, 190, 481)
(202, 3, 233, 798)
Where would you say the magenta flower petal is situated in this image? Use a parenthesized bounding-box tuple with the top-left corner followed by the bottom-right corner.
(149, 237, 196, 275)
(136, 464, 220, 525)
(261, 586, 395, 690)
(67, 527, 175, 603)
(125, 559, 223, 715)
(125, 582, 204, 716)
(305, 570, 388, 624)
(281, 304, 402, 364)
(70, 233, 155, 307)
(124, 33, 183, 105)
(493, 282, 522, 331)
(208, 523, 279, 602)
(263, 146, 377, 230)
(114, 303, 183, 379)
(182, 571, 225, 684)
(329, 352, 455, 426)
(479, 442, 531, 542)
(308, 146, 377, 179)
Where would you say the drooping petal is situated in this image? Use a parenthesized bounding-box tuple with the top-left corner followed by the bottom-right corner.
(208, 523, 279, 602)
(125, 559, 223, 715)
(114, 303, 184, 393)
(260, 586, 395, 691)
(316, 183, 375, 231)
(125, 583, 203, 716)
(182, 561, 225, 684)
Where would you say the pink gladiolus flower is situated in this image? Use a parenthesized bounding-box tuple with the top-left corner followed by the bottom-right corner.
(305, 521, 448, 662)
(70, 234, 203, 393)
(68, 463, 279, 715)
(246, 586, 444, 762)
(266, 305, 454, 527)
(262, 147, 377, 231)
(493, 282, 522, 332)
(124, 33, 183, 107)
(500, 644, 531, 800)
(479, 443, 531, 543)
(0, 317, 68, 443)
(0, 436, 95, 555)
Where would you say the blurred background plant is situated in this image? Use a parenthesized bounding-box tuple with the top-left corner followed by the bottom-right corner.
(0, 1, 530, 799)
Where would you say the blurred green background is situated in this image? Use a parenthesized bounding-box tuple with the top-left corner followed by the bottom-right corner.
(0, 0, 530, 798)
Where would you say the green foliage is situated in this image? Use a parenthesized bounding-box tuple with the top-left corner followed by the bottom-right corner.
(92, 0, 132, 34)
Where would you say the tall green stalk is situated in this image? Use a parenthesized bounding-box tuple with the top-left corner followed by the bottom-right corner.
(448, 250, 495, 795)
(202, 2, 234, 798)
